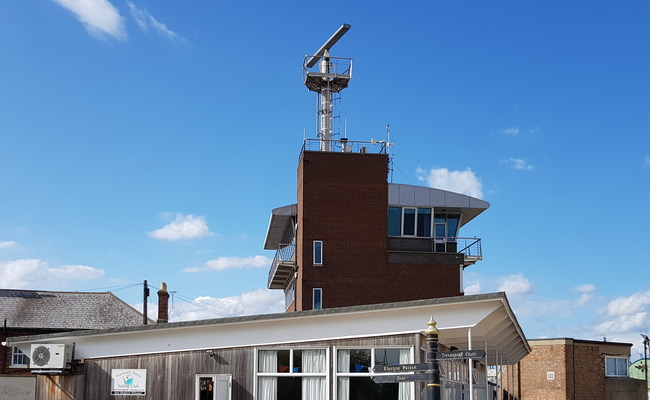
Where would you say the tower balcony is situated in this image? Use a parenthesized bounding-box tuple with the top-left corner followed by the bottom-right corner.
(267, 243, 296, 289)
(387, 236, 482, 266)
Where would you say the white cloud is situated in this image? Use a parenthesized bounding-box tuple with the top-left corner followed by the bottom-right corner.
(606, 290, 650, 318)
(0, 259, 104, 289)
(50, 0, 127, 41)
(574, 283, 596, 293)
(137, 289, 285, 322)
(126, 1, 186, 43)
(416, 167, 483, 198)
(497, 273, 535, 296)
(183, 255, 271, 272)
(464, 282, 481, 295)
(502, 157, 534, 171)
(0, 241, 18, 249)
(149, 213, 213, 241)
(502, 127, 520, 136)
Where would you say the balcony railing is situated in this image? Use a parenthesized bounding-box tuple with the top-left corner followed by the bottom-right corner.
(301, 138, 388, 155)
(387, 236, 482, 265)
(267, 243, 296, 289)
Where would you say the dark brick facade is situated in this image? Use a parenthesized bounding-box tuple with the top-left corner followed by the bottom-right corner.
(294, 150, 463, 311)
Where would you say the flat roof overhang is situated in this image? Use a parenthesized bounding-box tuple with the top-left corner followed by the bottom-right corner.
(388, 183, 489, 226)
(8, 292, 529, 366)
(263, 204, 297, 250)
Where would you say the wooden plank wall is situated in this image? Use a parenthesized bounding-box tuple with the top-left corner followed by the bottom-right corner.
(36, 333, 418, 400)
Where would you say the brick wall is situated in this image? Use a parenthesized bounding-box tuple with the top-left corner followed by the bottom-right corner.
(519, 340, 570, 400)
(296, 150, 463, 311)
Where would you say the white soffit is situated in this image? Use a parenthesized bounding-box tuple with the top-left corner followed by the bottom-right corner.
(8, 293, 528, 365)
(263, 204, 297, 249)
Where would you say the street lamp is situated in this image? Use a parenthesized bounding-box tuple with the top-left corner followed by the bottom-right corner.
(641, 334, 649, 399)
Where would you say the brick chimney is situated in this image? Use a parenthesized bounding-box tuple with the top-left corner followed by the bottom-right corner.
(157, 282, 170, 323)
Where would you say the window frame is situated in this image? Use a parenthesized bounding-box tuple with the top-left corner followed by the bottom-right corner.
(255, 347, 330, 400)
(313, 240, 323, 266)
(313, 288, 323, 310)
(10, 346, 29, 367)
(334, 345, 415, 400)
(605, 356, 629, 377)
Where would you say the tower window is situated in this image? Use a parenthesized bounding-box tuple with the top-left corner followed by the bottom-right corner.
(313, 240, 323, 265)
(313, 288, 322, 310)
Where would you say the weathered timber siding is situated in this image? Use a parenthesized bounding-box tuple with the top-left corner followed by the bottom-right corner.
(36, 333, 418, 400)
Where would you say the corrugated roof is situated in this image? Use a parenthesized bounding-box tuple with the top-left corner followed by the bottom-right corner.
(0, 289, 147, 330)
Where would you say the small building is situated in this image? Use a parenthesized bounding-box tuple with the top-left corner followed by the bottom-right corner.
(516, 338, 646, 400)
(0, 289, 148, 400)
(6, 292, 529, 400)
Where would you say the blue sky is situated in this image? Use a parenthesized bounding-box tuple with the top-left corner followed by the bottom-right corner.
(2, 0, 650, 357)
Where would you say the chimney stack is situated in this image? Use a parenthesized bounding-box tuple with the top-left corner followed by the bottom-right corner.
(157, 282, 170, 323)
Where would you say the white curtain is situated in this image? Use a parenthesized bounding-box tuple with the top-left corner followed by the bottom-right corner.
(398, 348, 412, 400)
(258, 351, 277, 400)
(337, 350, 350, 400)
(302, 350, 326, 399)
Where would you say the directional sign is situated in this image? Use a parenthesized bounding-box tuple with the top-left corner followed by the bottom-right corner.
(436, 349, 486, 360)
(373, 363, 432, 373)
(372, 374, 433, 383)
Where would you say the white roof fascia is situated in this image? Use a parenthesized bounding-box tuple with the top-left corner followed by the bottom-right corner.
(8, 293, 528, 365)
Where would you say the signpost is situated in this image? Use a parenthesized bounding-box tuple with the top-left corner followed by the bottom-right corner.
(436, 349, 485, 360)
(372, 373, 434, 383)
(373, 363, 432, 373)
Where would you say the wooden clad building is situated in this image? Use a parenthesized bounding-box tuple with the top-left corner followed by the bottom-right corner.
(7, 292, 529, 400)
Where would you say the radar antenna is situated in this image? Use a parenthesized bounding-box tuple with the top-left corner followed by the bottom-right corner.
(303, 24, 352, 151)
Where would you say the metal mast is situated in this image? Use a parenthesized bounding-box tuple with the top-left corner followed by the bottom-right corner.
(303, 24, 352, 151)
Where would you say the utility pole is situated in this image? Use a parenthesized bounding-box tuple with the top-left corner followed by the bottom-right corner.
(143, 280, 150, 325)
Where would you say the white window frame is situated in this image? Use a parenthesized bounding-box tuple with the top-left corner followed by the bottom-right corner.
(254, 347, 330, 400)
(605, 356, 629, 377)
(194, 374, 231, 400)
(10, 347, 29, 367)
(313, 288, 322, 310)
(313, 240, 323, 266)
(334, 346, 415, 400)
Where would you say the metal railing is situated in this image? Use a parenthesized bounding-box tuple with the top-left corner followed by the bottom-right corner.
(267, 243, 296, 287)
(301, 138, 388, 155)
(458, 237, 482, 259)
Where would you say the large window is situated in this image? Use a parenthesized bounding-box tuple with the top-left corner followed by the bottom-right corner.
(336, 347, 413, 400)
(195, 374, 231, 400)
(388, 207, 461, 240)
(605, 356, 628, 377)
(11, 347, 29, 367)
(257, 348, 328, 400)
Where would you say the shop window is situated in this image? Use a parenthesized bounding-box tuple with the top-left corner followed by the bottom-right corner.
(336, 347, 413, 400)
(257, 348, 328, 400)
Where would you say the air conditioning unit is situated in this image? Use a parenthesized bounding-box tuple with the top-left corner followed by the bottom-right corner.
(30, 344, 73, 369)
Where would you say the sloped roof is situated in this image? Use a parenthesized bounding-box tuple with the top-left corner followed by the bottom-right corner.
(0, 289, 148, 330)
(8, 292, 529, 365)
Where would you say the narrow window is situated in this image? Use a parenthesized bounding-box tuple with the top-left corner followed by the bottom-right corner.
(416, 208, 432, 237)
(313, 288, 322, 310)
(402, 208, 416, 236)
(387, 207, 402, 236)
(313, 241, 323, 266)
